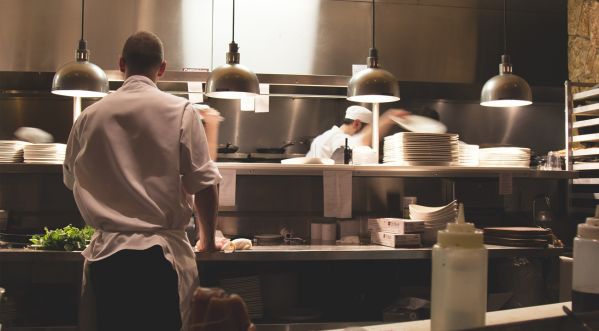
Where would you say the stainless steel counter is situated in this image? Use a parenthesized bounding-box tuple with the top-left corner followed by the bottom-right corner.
(0, 245, 564, 263)
(0, 163, 578, 179)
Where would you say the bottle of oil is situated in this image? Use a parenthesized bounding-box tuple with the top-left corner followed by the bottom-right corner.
(572, 205, 599, 313)
(431, 203, 487, 331)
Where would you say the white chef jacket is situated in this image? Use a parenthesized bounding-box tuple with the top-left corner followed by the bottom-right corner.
(306, 126, 364, 159)
(63, 75, 222, 330)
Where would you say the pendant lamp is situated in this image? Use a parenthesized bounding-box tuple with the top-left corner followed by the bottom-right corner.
(205, 0, 259, 99)
(347, 0, 399, 103)
(52, 0, 108, 98)
(480, 0, 532, 107)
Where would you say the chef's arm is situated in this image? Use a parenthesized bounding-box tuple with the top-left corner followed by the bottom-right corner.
(360, 108, 410, 146)
(198, 107, 222, 161)
(194, 184, 219, 252)
(203, 120, 219, 161)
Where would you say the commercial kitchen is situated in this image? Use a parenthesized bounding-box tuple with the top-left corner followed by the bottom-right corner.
(1, 0, 599, 330)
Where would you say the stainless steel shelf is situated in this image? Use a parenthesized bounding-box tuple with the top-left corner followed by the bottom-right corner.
(0, 245, 565, 263)
(196, 245, 565, 262)
(0, 163, 63, 173)
(0, 163, 578, 179)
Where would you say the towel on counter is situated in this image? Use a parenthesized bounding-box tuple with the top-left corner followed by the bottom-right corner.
(323, 170, 352, 218)
(222, 239, 253, 253)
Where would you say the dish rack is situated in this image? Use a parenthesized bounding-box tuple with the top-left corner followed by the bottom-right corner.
(565, 81, 599, 217)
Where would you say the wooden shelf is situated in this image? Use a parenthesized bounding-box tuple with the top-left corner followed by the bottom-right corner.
(573, 117, 599, 129)
(573, 87, 599, 102)
(573, 102, 599, 116)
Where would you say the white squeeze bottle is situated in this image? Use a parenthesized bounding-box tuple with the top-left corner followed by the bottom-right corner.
(572, 205, 599, 313)
(431, 203, 488, 331)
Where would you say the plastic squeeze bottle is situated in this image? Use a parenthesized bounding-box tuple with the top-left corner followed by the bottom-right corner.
(572, 205, 599, 313)
(431, 203, 487, 331)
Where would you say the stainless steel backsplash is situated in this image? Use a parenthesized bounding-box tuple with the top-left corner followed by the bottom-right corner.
(0, 0, 566, 84)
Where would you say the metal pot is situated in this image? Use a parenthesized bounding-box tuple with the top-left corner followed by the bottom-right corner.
(217, 143, 239, 154)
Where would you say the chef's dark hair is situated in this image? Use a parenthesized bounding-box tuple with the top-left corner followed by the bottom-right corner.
(122, 31, 164, 75)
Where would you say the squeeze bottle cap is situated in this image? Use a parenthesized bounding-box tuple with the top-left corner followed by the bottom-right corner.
(578, 205, 599, 240)
(437, 203, 484, 248)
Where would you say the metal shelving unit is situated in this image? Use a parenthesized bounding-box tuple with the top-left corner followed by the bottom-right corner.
(565, 81, 599, 216)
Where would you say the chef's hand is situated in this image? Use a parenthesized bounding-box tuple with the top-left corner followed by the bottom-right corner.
(197, 107, 224, 127)
(195, 236, 230, 252)
(194, 106, 222, 160)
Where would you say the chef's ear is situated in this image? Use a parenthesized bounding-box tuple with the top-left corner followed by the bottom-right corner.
(157, 61, 167, 77)
(119, 57, 126, 73)
(353, 120, 362, 130)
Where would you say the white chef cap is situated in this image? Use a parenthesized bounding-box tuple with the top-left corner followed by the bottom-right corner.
(345, 105, 372, 124)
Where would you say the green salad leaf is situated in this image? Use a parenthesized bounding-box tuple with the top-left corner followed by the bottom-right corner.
(30, 224, 94, 251)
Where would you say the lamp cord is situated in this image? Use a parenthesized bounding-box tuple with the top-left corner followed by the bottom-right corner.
(503, 0, 507, 55)
(372, 0, 375, 49)
(232, 0, 235, 43)
(81, 0, 85, 41)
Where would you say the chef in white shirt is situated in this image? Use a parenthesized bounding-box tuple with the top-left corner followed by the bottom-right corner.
(63, 31, 221, 331)
(306, 105, 408, 159)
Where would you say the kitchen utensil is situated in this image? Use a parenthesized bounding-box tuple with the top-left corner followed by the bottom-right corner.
(217, 143, 239, 154)
(256, 141, 294, 154)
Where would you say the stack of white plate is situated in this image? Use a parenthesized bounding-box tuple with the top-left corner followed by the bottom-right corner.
(352, 146, 378, 165)
(23, 143, 66, 164)
(0, 140, 28, 163)
(409, 200, 457, 243)
(479, 147, 531, 168)
(383, 132, 459, 166)
(458, 142, 479, 166)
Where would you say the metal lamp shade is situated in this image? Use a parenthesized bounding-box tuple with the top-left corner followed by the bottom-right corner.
(480, 73, 532, 107)
(205, 63, 260, 99)
(52, 60, 109, 98)
(347, 67, 400, 103)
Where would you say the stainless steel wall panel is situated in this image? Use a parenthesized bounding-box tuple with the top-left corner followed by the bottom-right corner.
(374, 2, 479, 83)
(0, 0, 566, 85)
(0, 96, 75, 142)
(211, 0, 322, 74)
(207, 96, 347, 154)
(0, 0, 213, 71)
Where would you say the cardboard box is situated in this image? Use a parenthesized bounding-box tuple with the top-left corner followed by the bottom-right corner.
(368, 218, 424, 234)
(371, 232, 421, 248)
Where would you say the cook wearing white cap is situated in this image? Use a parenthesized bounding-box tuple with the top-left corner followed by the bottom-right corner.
(306, 106, 370, 159)
(306, 105, 407, 159)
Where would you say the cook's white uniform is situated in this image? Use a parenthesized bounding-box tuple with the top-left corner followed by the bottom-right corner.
(63, 75, 221, 330)
(306, 126, 364, 159)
